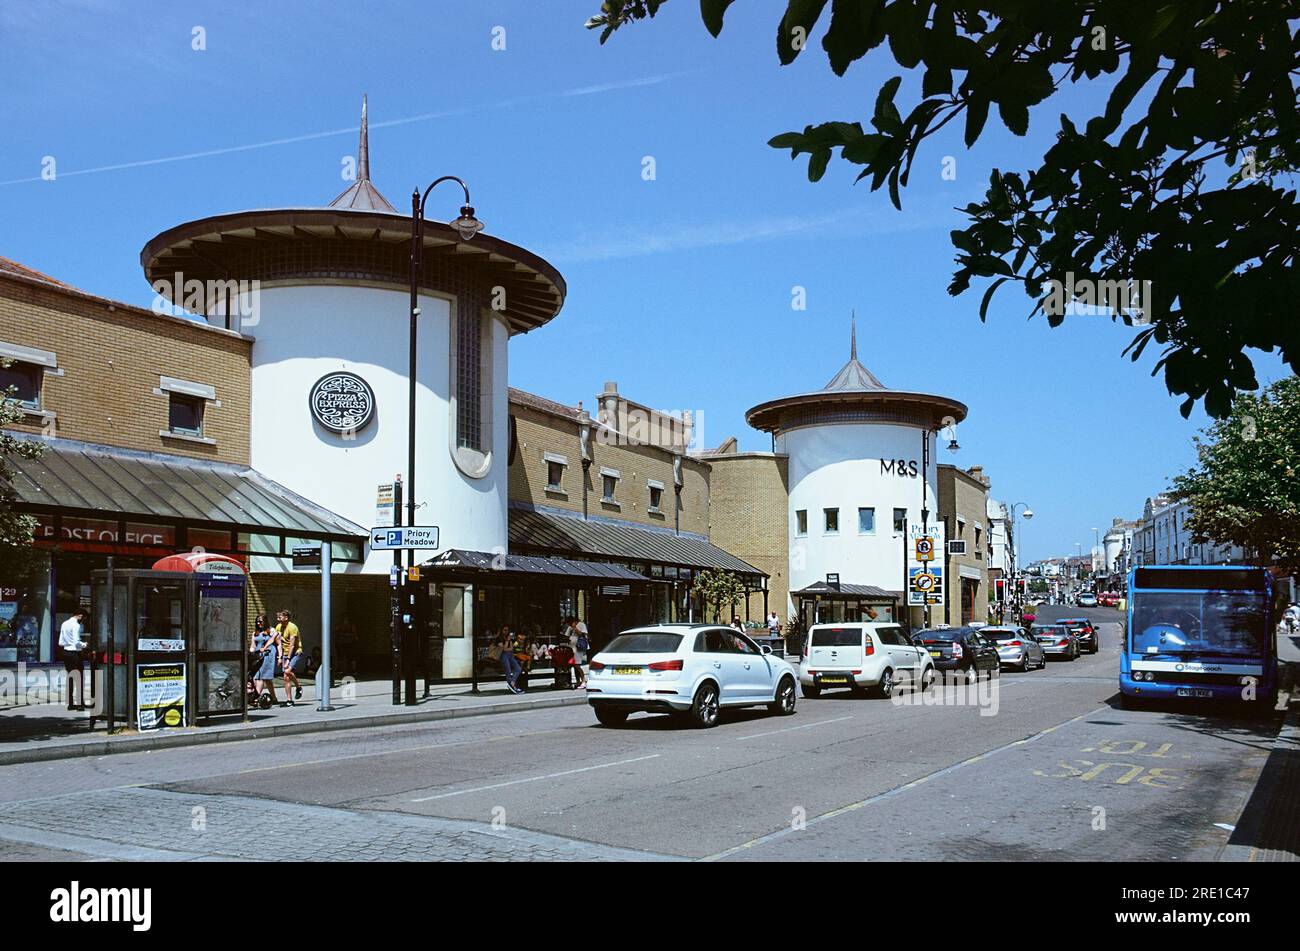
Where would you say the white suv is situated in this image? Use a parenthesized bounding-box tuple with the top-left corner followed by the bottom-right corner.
(586, 624, 799, 728)
(799, 622, 935, 698)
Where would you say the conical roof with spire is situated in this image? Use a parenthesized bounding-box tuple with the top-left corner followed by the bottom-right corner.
(822, 312, 887, 392)
(327, 95, 397, 212)
(744, 312, 968, 435)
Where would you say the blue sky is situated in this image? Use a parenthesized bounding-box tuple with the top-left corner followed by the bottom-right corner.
(0, 0, 1291, 561)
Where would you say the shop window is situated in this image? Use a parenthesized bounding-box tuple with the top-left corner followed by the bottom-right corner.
(168, 393, 205, 437)
(824, 508, 839, 534)
(795, 510, 807, 536)
(0, 360, 42, 408)
(858, 507, 876, 534)
(893, 508, 907, 533)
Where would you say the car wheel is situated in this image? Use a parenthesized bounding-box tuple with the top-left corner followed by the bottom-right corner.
(690, 682, 720, 728)
(965, 664, 977, 685)
(877, 668, 894, 698)
(769, 677, 797, 716)
(594, 706, 628, 727)
(802, 684, 820, 699)
(1018, 654, 1031, 673)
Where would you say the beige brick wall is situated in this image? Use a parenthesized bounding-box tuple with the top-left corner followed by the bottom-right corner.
(0, 275, 251, 464)
(509, 400, 710, 537)
(706, 452, 790, 622)
(247, 571, 391, 658)
(937, 464, 991, 625)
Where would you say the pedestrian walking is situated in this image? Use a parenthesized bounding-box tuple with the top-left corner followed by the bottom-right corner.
(58, 609, 89, 710)
(250, 613, 278, 705)
(1284, 602, 1300, 636)
(275, 610, 304, 706)
(766, 611, 781, 635)
(568, 618, 588, 688)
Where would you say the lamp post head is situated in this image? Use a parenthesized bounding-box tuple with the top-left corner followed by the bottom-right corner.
(1023, 508, 1034, 520)
(453, 205, 484, 241)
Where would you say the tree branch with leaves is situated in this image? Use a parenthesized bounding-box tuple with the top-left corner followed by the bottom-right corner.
(586, 0, 1300, 418)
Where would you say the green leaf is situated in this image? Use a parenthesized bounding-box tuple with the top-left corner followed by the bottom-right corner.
(979, 277, 1010, 322)
(998, 100, 1029, 136)
(808, 149, 832, 181)
(822, 0, 884, 76)
(777, 0, 831, 65)
(700, 0, 737, 37)
(964, 97, 989, 146)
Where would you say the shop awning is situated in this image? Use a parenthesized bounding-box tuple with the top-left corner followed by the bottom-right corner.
(423, 548, 650, 583)
(4, 435, 366, 542)
(792, 581, 900, 601)
(508, 505, 765, 578)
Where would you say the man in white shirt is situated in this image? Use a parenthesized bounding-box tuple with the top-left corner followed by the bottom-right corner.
(59, 609, 88, 710)
(767, 611, 781, 634)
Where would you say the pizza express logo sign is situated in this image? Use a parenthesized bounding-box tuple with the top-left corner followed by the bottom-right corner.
(309, 372, 375, 434)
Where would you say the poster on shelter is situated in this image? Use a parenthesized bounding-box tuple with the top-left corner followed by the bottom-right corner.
(136, 663, 186, 731)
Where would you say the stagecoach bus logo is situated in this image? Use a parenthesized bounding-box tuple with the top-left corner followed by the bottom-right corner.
(309, 372, 376, 434)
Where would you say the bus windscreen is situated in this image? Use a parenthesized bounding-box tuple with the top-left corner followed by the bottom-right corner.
(1130, 590, 1267, 657)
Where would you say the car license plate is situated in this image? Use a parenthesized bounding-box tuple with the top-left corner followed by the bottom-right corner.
(614, 667, 640, 675)
(1177, 687, 1214, 698)
(929, 650, 942, 657)
(819, 675, 849, 685)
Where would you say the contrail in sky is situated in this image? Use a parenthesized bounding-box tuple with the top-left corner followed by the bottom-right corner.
(0, 72, 693, 187)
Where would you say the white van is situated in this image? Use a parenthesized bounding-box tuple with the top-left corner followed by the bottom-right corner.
(799, 622, 935, 698)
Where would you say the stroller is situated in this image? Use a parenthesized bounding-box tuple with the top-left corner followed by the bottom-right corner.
(550, 643, 576, 689)
(247, 651, 274, 710)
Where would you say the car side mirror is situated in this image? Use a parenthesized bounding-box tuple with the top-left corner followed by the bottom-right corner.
(760, 645, 772, 655)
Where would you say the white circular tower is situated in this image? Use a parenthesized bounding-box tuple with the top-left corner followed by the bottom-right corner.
(140, 99, 565, 574)
(746, 319, 967, 620)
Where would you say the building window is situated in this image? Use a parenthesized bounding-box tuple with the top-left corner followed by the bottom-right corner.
(858, 507, 875, 534)
(456, 303, 483, 452)
(795, 510, 807, 536)
(168, 393, 205, 436)
(543, 452, 567, 492)
(648, 480, 664, 513)
(546, 461, 565, 490)
(893, 508, 907, 533)
(824, 508, 839, 533)
(0, 360, 42, 408)
(601, 468, 620, 504)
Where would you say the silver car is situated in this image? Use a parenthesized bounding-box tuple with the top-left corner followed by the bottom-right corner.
(1033, 623, 1080, 661)
(982, 625, 1046, 672)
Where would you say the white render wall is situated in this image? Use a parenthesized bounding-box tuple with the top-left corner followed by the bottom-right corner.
(779, 423, 938, 610)
(236, 283, 509, 575)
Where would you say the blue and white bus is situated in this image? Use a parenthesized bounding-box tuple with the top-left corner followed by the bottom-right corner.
(1121, 565, 1277, 709)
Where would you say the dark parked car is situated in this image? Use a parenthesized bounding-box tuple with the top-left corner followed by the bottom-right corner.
(912, 626, 1000, 682)
(1061, 618, 1099, 654)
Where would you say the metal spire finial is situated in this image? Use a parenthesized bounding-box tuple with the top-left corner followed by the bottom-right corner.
(358, 94, 370, 182)
(850, 310, 858, 360)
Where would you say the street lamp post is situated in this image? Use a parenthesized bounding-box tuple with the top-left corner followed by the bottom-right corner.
(401, 177, 484, 706)
(1007, 501, 1033, 610)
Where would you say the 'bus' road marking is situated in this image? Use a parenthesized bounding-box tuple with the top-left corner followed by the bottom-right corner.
(737, 716, 854, 741)
(409, 753, 661, 802)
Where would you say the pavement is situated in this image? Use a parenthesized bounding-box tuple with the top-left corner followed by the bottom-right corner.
(2, 606, 1297, 862)
(0, 672, 589, 766)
